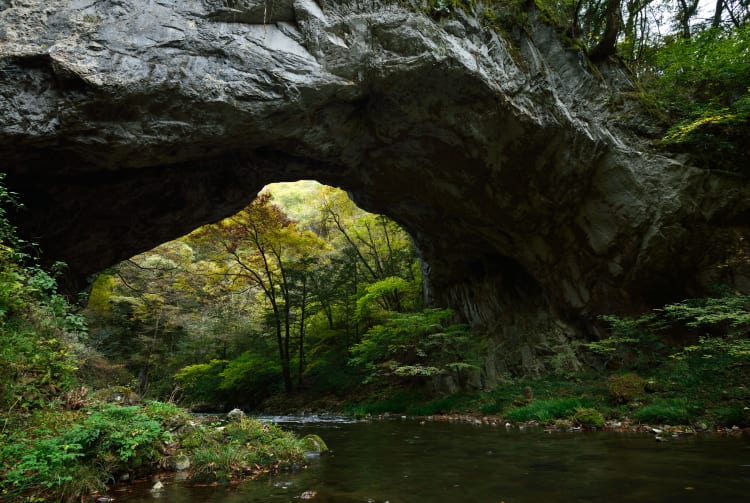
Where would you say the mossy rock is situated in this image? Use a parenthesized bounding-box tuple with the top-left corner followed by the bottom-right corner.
(570, 407, 605, 429)
(301, 434, 328, 453)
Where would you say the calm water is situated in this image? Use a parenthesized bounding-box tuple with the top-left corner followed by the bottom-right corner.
(117, 416, 750, 502)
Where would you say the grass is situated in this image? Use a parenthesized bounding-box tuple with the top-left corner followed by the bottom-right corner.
(343, 389, 431, 416)
(504, 398, 594, 423)
(405, 393, 479, 416)
(186, 416, 307, 483)
(633, 398, 699, 425)
(192, 445, 247, 483)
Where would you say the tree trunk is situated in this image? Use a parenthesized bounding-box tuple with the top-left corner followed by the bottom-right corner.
(271, 300, 293, 393)
(712, 0, 724, 27)
(589, 0, 622, 61)
(677, 0, 700, 38)
(297, 274, 307, 387)
(283, 305, 293, 392)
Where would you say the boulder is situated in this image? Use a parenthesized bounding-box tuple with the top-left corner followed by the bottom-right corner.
(301, 434, 329, 454)
(226, 408, 246, 422)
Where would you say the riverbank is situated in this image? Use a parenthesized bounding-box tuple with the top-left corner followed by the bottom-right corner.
(0, 396, 323, 502)
(255, 361, 750, 435)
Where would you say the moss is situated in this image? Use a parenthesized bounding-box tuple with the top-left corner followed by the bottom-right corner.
(301, 434, 329, 453)
(82, 14, 101, 24)
(608, 373, 646, 404)
(570, 407, 605, 428)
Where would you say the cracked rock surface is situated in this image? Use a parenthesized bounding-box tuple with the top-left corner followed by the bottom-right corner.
(2, 0, 748, 375)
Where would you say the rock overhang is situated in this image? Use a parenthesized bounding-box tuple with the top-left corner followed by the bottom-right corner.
(2, 0, 749, 373)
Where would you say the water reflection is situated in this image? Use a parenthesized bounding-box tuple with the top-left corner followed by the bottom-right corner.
(117, 418, 750, 502)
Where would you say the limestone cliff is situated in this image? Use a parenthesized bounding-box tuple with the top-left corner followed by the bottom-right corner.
(2, 0, 748, 378)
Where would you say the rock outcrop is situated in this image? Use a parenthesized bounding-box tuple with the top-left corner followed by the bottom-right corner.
(2, 0, 748, 377)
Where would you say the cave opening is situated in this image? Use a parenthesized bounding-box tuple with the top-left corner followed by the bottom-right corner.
(82, 180, 433, 408)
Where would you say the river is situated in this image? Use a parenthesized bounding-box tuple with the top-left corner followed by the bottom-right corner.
(116, 416, 749, 502)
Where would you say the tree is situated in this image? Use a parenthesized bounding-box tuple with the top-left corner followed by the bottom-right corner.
(675, 0, 701, 38)
(319, 187, 419, 315)
(588, 0, 623, 61)
(349, 309, 480, 387)
(88, 182, 423, 403)
(193, 194, 325, 392)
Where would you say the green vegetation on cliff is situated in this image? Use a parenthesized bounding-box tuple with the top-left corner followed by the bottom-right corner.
(421, 0, 750, 175)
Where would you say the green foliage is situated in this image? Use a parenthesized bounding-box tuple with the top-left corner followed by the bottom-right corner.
(345, 391, 476, 418)
(655, 26, 750, 173)
(343, 389, 432, 416)
(350, 308, 479, 384)
(355, 276, 415, 322)
(663, 293, 750, 330)
(633, 398, 697, 424)
(708, 406, 750, 427)
(65, 404, 165, 466)
(191, 444, 246, 483)
(174, 359, 228, 402)
(0, 402, 184, 501)
(405, 392, 478, 415)
(143, 400, 191, 428)
(584, 314, 666, 369)
(0, 174, 21, 250)
(218, 351, 282, 395)
(0, 179, 85, 412)
(188, 417, 306, 483)
(175, 351, 283, 407)
(664, 293, 750, 382)
(87, 181, 422, 402)
(504, 398, 590, 423)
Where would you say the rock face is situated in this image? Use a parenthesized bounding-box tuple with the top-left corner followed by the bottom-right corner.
(2, 0, 748, 377)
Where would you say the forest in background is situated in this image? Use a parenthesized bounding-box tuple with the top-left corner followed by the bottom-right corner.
(83, 182, 478, 410)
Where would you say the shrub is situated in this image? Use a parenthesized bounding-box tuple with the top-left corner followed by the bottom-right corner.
(709, 406, 750, 428)
(585, 314, 666, 369)
(64, 404, 166, 470)
(143, 400, 191, 429)
(608, 373, 646, 403)
(406, 393, 477, 416)
(187, 418, 306, 483)
(350, 309, 480, 386)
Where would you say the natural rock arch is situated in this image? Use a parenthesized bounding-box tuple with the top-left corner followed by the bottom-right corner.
(2, 0, 748, 376)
